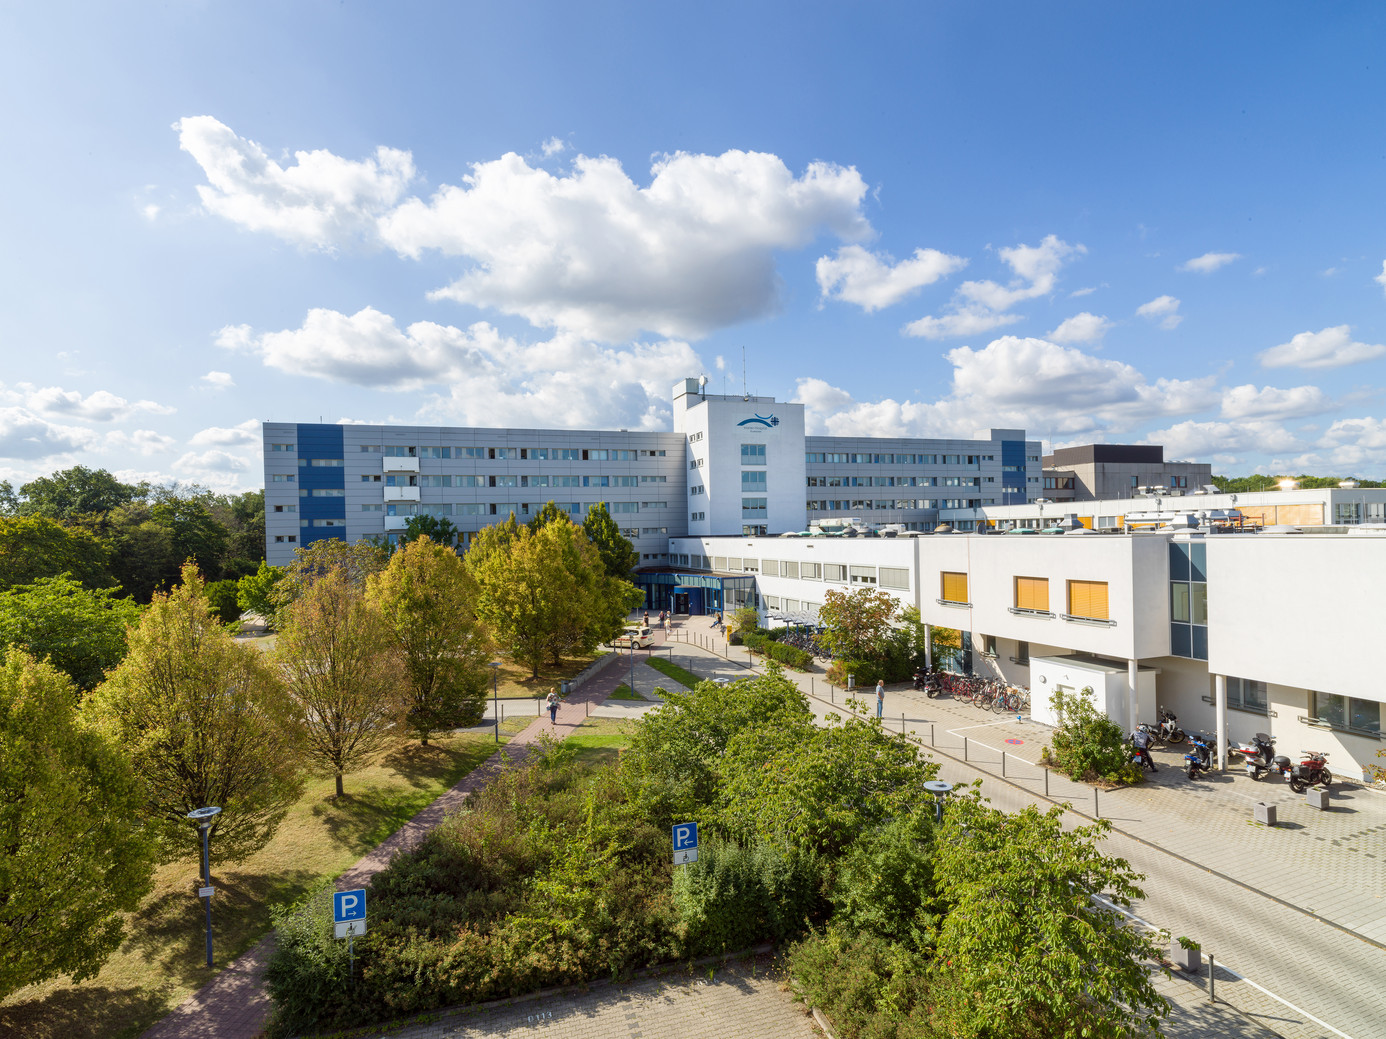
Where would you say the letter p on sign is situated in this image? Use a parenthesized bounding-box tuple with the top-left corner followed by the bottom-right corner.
(333, 889, 367, 923)
(672, 822, 698, 865)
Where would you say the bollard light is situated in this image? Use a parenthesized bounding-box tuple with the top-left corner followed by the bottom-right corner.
(186, 806, 222, 967)
(923, 780, 953, 825)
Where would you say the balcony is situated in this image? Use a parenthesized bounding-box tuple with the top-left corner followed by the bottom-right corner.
(382, 456, 419, 474)
(384, 486, 420, 502)
(384, 515, 413, 531)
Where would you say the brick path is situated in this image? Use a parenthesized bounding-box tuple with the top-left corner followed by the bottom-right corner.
(139, 652, 630, 1039)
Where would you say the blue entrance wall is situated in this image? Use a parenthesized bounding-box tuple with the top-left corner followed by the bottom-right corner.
(297, 424, 346, 547)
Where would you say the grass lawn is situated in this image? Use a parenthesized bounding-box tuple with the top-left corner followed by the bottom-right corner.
(607, 683, 647, 701)
(490, 652, 606, 699)
(0, 717, 531, 1039)
(563, 717, 636, 767)
(645, 656, 703, 690)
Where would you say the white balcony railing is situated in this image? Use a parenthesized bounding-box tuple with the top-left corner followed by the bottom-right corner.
(384, 515, 413, 531)
(383, 486, 420, 502)
(382, 456, 420, 473)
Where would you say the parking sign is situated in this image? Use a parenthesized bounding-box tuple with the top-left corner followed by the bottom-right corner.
(333, 889, 367, 923)
(672, 822, 698, 865)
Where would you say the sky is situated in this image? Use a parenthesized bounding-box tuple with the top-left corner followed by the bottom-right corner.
(3, 1, 1386, 493)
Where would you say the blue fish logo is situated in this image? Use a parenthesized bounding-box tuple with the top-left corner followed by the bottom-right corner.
(737, 414, 780, 428)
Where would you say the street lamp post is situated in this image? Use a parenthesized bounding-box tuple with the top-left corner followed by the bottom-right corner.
(489, 662, 501, 743)
(923, 780, 953, 825)
(629, 635, 636, 696)
(186, 806, 222, 968)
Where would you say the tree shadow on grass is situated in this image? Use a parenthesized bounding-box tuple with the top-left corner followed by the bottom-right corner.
(377, 738, 492, 790)
(118, 866, 320, 993)
(0, 983, 174, 1039)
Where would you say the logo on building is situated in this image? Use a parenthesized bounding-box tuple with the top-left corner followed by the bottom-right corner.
(737, 414, 780, 428)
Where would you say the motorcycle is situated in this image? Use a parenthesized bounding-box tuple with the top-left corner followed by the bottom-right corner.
(1155, 706, 1186, 746)
(923, 672, 942, 699)
(1232, 732, 1290, 781)
(913, 669, 928, 693)
(1183, 731, 1214, 779)
(1288, 750, 1333, 793)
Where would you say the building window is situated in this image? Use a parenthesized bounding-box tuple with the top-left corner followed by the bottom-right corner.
(741, 443, 766, 463)
(1014, 576, 1050, 612)
(362, 504, 383, 512)
(270, 443, 295, 452)
(879, 567, 909, 590)
(742, 470, 767, 491)
(1067, 580, 1110, 621)
(1015, 641, 1030, 665)
(359, 444, 382, 453)
(419, 447, 450, 458)
(1169, 541, 1208, 660)
(385, 445, 417, 457)
(640, 502, 668, 509)
(310, 488, 345, 497)
(610, 502, 639, 513)
(1225, 677, 1268, 713)
(800, 562, 820, 580)
(1313, 691, 1382, 734)
(823, 563, 847, 583)
(741, 497, 767, 517)
(462, 447, 486, 459)
(849, 565, 877, 585)
(271, 474, 295, 482)
(941, 571, 969, 604)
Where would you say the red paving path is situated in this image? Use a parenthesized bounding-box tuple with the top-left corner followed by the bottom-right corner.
(140, 647, 637, 1039)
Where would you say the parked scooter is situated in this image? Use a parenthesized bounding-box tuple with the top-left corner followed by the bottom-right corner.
(1232, 732, 1290, 781)
(913, 669, 928, 693)
(1184, 731, 1214, 779)
(1288, 750, 1333, 793)
(923, 672, 942, 699)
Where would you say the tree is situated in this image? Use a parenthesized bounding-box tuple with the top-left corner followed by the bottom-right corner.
(527, 500, 572, 532)
(79, 503, 180, 602)
(466, 519, 640, 677)
(816, 586, 900, 662)
(205, 579, 243, 624)
(1044, 686, 1143, 786)
(85, 563, 305, 864)
(400, 513, 459, 548)
(15, 465, 147, 519)
(277, 537, 391, 609)
(368, 537, 491, 742)
(273, 571, 405, 796)
(0, 515, 111, 591)
(582, 502, 638, 578)
(930, 794, 1168, 1038)
(237, 561, 285, 630)
(151, 491, 230, 580)
(0, 575, 142, 691)
(0, 649, 156, 999)
(217, 489, 266, 576)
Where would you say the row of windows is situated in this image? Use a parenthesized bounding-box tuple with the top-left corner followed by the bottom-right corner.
(741, 443, 766, 462)
(806, 499, 993, 510)
(372, 501, 654, 518)
(805, 452, 999, 465)
(807, 475, 988, 488)
(1044, 475, 1077, 490)
(742, 471, 767, 490)
(672, 554, 908, 591)
(354, 445, 666, 460)
(940, 572, 1110, 621)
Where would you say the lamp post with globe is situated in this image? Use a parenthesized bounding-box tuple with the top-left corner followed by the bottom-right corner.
(186, 806, 221, 968)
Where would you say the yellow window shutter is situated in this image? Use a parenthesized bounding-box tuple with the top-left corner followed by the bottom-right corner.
(1015, 576, 1049, 612)
(941, 571, 968, 602)
(1068, 580, 1109, 620)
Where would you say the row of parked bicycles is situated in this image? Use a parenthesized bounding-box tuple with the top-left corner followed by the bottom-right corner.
(915, 670, 1031, 713)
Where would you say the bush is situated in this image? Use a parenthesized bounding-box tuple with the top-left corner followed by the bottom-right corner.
(263, 884, 353, 1037)
(673, 836, 824, 954)
(1043, 687, 1142, 786)
(789, 928, 937, 1039)
(827, 658, 881, 688)
(205, 579, 243, 623)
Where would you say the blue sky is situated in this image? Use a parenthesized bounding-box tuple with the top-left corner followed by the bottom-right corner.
(3, 1, 1386, 490)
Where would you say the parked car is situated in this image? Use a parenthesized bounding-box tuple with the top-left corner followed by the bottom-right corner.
(610, 626, 655, 649)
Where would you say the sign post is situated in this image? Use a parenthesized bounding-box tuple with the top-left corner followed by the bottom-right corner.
(672, 821, 698, 865)
(333, 889, 368, 976)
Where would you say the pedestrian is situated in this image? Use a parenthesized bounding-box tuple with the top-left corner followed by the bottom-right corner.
(546, 687, 560, 727)
(876, 678, 885, 719)
(658, 609, 666, 628)
(1132, 728, 1157, 772)
(643, 610, 650, 628)
(713, 611, 723, 631)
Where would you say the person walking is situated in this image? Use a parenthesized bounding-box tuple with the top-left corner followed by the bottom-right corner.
(546, 688, 560, 727)
(1131, 728, 1157, 772)
(875, 678, 885, 719)
(713, 611, 723, 632)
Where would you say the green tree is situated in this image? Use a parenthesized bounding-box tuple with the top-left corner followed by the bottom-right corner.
(930, 794, 1168, 1038)
(0, 649, 156, 999)
(527, 500, 572, 532)
(274, 570, 405, 795)
(0, 576, 142, 691)
(237, 561, 285, 630)
(151, 491, 230, 580)
(1044, 686, 1142, 785)
(582, 501, 638, 578)
(217, 489, 266, 576)
(85, 563, 305, 864)
(0, 481, 17, 516)
(816, 586, 900, 662)
(15, 465, 148, 519)
(0, 515, 111, 591)
(277, 537, 391, 609)
(80, 503, 180, 602)
(367, 537, 491, 743)
(400, 513, 459, 548)
(205, 579, 243, 624)
(830, 813, 937, 948)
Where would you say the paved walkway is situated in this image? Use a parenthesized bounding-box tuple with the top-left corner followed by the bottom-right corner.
(664, 616, 1386, 1039)
(139, 653, 630, 1039)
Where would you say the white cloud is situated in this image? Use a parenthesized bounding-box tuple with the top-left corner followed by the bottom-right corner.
(714, 355, 726, 371)
(221, 307, 702, 431)
(1179, 251, 1241, 274)
(1375, 260, 1386, 296)
(1068, 286, 1097, 298)
(1258, 325, 1386, 369)
(0, 408, 97, 460)
(174, 116, 416, 249)
(104, 429, 176, 455)
(815, 244, 966, 312)
(904, 235, 1084, 340)
(1315, 416, 1386, 469)
(200, 370, 235, 388)
(189, 419, 260, 448)
(25, 386, 174, 422)
(142, 203, 160, 221)
(541, 136, 566, 157)
(1141, 419, 1303, 459)
(1135, 294, 1182, 330)
(1220, 384, 1333, 420)
(1047, 312, 1112, 344)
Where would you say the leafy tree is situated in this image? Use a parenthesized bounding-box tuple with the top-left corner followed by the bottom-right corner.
(466, 519, 640, 677)
(0, 649, 157, 999)
(930, 794, 1168, 1038)
(526, 500, 572, 532)
(237, 561, 285, 630)
(0, 516, 111, 591)
(85, 563, 305, 864)
(367, 537, 491, 743)
(78, 503, 180, 602)
(816, 586, 900, 663)
(0, 481, 17, 516)
(1044, 686, 1142, 785)
(205, 579, 243, 624)
(151, 492, 230, 580)
(582, 501, 638, 578)
(273, 570, 405, 795)
(277, 537, 391, 609)
(400, 513, 459, 548)
(0, 576, 142, 691)
(15, 465, 148, 519)
(216, 489, 266, 576)
(830, 813, 937, 948)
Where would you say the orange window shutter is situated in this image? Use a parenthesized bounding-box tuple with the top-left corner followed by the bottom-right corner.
(1068, 580, 1109, 620)
(1015, 576, 1049, 611)
(942, 571, 968, 602)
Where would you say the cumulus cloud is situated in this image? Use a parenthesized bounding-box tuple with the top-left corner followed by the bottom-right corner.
(104, 429, 176, 455)
(174, 449, 251, 476)
(24, 386, 174, 422)
(1047, 312, 1112, 344)
(189, 419, 260, 448)
(1179, 251, 1241, 274)
(815, 245, 966, 312)
(200, 370, 235, 388)
(142, 203, 160, 221)
(221, 307, 702, 431)
(1375, 260, 1386, 296)
(174, 116, 416, 249)
(541, 136, 566, 157)
(1315, 416, 1386, 469)
(904, 235, 1084, 340)
(1140, 419, 1304, 459)
(0, 408, 97, 460)
(1258, 325, 1386, 369)
(1136, 295, 1182, 330)
(1220, 384, 1333, 420)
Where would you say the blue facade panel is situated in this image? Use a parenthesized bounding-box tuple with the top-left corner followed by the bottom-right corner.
(1000, 439, 1027, 506)
(297, 424, 346, 536)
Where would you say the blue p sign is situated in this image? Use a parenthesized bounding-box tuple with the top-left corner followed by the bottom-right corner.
(333, 889, 367, 923)
(672, 822, 698, 851)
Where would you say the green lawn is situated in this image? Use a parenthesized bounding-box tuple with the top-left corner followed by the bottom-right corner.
(564, 717, 636, 767)
(646, 656, 703, 689)
(607, 683, 647, 701)
(0, 717, 530, 1039)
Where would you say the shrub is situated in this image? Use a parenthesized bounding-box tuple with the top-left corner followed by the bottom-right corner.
(1044, 687, 1142, 786)
(673, 836, 824, 955)
(205, 578, 243, 623)
(789, 928, 936, 1039)
(263, 884, 353, 1037)
(827, 658, 881, 688)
